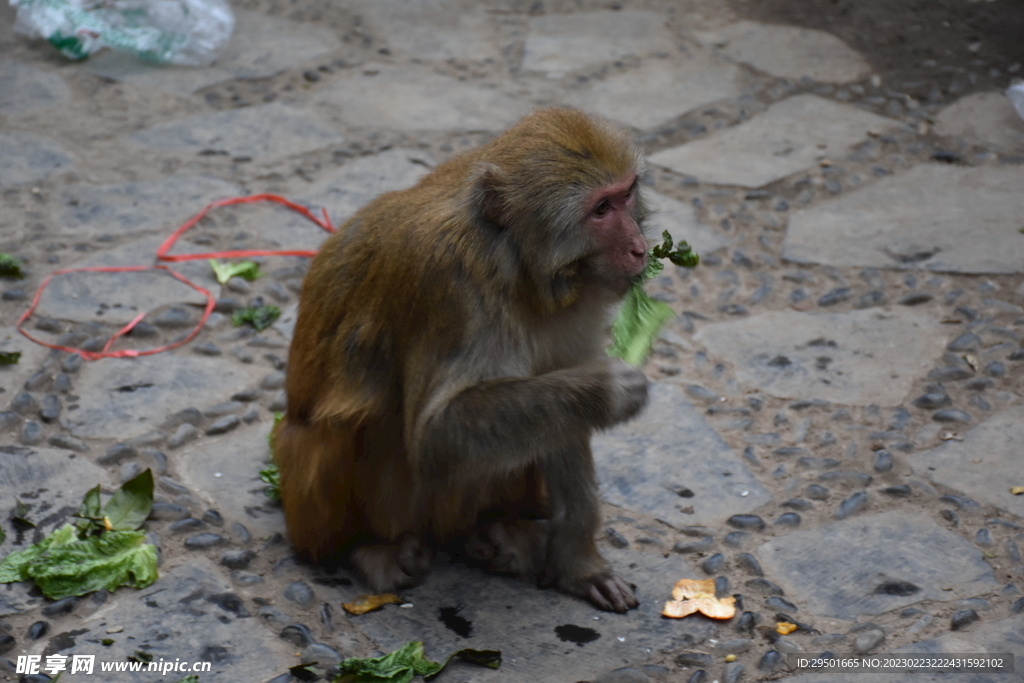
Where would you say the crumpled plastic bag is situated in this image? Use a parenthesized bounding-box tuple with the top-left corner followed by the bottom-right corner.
(10, 0, 235, 66)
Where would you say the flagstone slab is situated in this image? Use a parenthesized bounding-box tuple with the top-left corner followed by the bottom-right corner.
(127, 102, 343, 162)
(693, 308, 945, 406)
(695, 20, 873, 83)
(65, 355, 257, 440)
(177, 424, 285, 540)
(313, 64, 530, 131)
(55, 176, 242, 239)
(756, 511, 998, 620)
(83, 9, 341, 97)
(565, 55, 743, 129)
(645, 190, 730, 257)
(0, 60, 70, 114)
(593, 382, 773, 529)
(782, 165, 1024, 274)
(352, 551, 710, 683)
(649, 95, 896, 187)
(907, 407, 1024, 518)
(0, 132, 75, 188)
(261, 149, 434, 250)
(361, 6, 502, 62)
(522, 10, 675, 76)
(934, 91, 1024, 153)
(57, 559, 296, 682)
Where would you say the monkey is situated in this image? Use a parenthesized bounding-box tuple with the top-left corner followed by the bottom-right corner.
(274, 108, 651, 613)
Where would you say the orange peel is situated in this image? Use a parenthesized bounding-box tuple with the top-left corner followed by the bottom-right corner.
(662, 578, 736, 620)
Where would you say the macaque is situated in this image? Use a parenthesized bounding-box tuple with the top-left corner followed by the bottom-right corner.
(275, 108, 651, 612)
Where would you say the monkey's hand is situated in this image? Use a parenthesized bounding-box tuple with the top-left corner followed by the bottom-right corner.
(587, 356, 649, 427)
(551, 569, 639, 613)
(351, 534, 433, 592)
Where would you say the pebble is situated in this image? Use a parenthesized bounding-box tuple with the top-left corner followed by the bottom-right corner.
(202, 509, 224, 526)
(206, 415, 241, 435)
(947, 332, 981, 352)
(880, 484, 912, 497)
(220, 549, 257, 570)
(260, 371, 287, 390)
(184, 533, 226, 549)
(39, 394, 60, 423)
(940, 494, 981, 511)
(805, 484, 830, 500)
(34, 317, 62, 333)
(984, 361, 1006, 377)
(727, 515, 765, 531)
(674, 537, 713, 554)
(761, 651, 782, 671)
(0, 411, 20, 432)
(906, 614, 933, 636)
(765, 596, 798, 612)
(702, 553, 725, 574)
(853, 629, 884, 652)
(675, 652, 714, 668)
(932, 409, 971, 423)
(1012, 597, 1024, 614)
(686, 672, 708, 683)
(942, 509, 960, 526)
(606, 528, 628, 548)
(1, 288, 26, 301)
(685, 384, 720, 402)
(40, 596, 79, 617)
(153, 307, 193, 328)
(955, 598, 991, 611)
(284, 580, 315, 606)
(207, 592, 250, 618)
(928, 367, 973, 382)
(594, 668, 650, 683)
(269, 390, 287, 412)
(974, 528, 995, 547)
(0, 634, 14, 656)
(912, 392, 950, 410)
(781, 498, 813, 510)
(735, 553, 763, 577)
(128, 322, 158, 337)
(169, 518, 204, 534)
(10, 391, 38, 415)
(232, 571, 264, 586)
(229, 522, 252, 544)
(279, 623, 316, 648)
(20, 420, 43, 445)
(898, 292, 932, 306)
(818, 287, 851, 306)
(46, 433, 88, 451)
(872, 450, 893, 472)
(149, 503, 190, 521)
(950, 609, 978, 630)
(28, 621, 49, 640)
(723, 662, 744, 683)
(193, 342, 222, 356)
(714, 576, 730, 597)
(735, 611, 758, 633)
(119, 461, 143, 482)
(775, 512, 801, 527)
(98, 443, 136, 465)
(168, 423, 200, 448)
(302, 643, 344, 668)
(836, 491, 869, 519)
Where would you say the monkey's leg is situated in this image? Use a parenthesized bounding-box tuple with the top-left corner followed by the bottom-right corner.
(540, 439, 638, 613)
(351, 533, 433, 592)
(465, 517, 549, 577)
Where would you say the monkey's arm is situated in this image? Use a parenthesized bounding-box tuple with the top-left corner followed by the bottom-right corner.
(412, 356, 647, 482)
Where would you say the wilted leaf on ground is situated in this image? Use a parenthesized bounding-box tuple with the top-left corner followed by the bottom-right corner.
(662, 578, 736, 619)
(335, 641, 501, 683)
(0, 351, 20, 365)
(343, 593, 403, 615)
(232, 304, 281, 331)
(0, 254, 24, 279)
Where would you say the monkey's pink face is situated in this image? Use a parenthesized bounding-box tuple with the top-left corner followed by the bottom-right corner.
(583, 174, 648, 295)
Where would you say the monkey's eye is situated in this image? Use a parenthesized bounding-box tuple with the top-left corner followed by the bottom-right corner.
(593, 200, 611, 217)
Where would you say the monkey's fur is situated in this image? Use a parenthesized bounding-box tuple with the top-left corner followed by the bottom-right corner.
(275, 108, 651, 612)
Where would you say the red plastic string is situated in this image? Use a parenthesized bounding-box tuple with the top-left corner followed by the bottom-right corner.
(19, 193, 332, 360)
(156, 193, 334, 262)
(17, 265, 216, 360)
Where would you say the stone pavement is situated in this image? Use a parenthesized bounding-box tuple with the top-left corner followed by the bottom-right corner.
(1, 1, 1023, 682)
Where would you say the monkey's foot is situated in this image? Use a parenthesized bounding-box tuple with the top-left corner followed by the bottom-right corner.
(351, 533, 433, 592)
(465, 519, 547, 577)
(548, 569, 639, 613)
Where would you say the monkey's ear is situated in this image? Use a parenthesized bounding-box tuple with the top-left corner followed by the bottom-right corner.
(469, 163, 508, 230)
